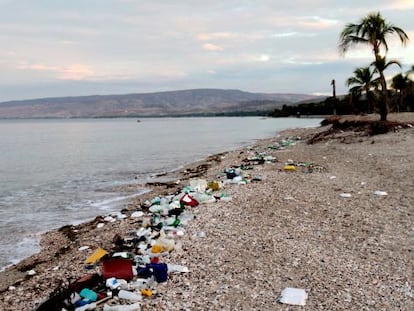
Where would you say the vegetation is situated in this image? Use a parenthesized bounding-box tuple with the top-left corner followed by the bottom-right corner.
(346, 66, 378, 113)
(270, 12, 413, 119)
(339, 11, 409, 121)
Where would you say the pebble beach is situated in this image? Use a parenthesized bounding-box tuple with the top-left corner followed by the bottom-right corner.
(0, 113, 413, 311)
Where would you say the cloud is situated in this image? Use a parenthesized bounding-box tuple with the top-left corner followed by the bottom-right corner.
(58, 64, 94, 80)
(298, 16, 339, 30)
(17, 62, 95, 81)
(248, 54, 271, 62)
(196, 32, 236, 41)
(17, 63, 58, 72)
(387, 0, 414, 10)
(1, 0, 413, 101)
(272, 32, 299, 38)
(202, 43, 223, 51)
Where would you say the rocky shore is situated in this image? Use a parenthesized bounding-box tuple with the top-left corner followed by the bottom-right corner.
(0, 113, 413, 311)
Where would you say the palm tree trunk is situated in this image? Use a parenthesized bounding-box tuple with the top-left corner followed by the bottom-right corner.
(375, 53, 388, 121)
(379, 77, 388, 121)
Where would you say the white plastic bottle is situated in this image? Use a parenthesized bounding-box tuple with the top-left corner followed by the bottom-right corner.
(118, 289, 142, 302)
(103, 302, 141, 311)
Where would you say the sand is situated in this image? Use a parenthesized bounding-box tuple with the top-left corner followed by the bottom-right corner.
(0, 113, 413, 311)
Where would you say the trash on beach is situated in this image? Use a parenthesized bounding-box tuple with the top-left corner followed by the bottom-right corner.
(118, 289, 142, 302)
(104, 216, 116, 222)
(103, 302, 141, 311)
(32, 167, 261, 310)
(374, 190, 388, 196)
(167, 264, 190, 273)
(189, 179, 207, 193)
(283, 165, 296, 171)
(79, 288, 98, 302)
(180, 193, 199, 207)
(27, 269, 36, 276)
(207, 180, 221, 191)
(278, 287, 308, 306)
(131, 211, 144, 218)
(102, 258, 134, 281)
(339, 193, 352, 198)
(281, 159, 326, 174)
(84, 247, 108, 264)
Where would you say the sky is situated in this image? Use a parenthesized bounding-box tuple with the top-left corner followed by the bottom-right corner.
(1, 0, 414, 102)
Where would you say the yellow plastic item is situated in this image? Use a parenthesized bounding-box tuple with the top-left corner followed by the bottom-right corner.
(150, 245, 164, 254)
(207, 181, 220, 191)
(141, 289, 153, 297)
(284, 165, 296, 171)
(151, 237, 175, 253)
(84, 247, 108, 264)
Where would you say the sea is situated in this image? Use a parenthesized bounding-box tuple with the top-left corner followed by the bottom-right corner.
(0, 117, 322, 270)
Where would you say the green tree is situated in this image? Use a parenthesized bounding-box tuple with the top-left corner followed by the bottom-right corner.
(346, 66, 378, 113)
(339, 11, 409, 120)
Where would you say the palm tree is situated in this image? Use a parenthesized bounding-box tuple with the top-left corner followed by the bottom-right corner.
(339, 11, 409, 120)
(392, 73, 414, 112)
(346, 66, 377, 113)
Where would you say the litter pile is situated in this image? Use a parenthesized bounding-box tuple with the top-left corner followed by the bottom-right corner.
(282, 159, 326, 173)
(32, 136, 315, 311)
(33, 167, 262, 311)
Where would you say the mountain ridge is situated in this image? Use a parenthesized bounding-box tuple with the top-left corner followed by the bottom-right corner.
(0, 88, 323, 118)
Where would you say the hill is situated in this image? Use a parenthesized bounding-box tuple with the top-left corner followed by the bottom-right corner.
(0, 89, 321, 118)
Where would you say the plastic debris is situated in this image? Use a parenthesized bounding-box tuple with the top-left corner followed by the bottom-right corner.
(339, 193, 352, 198)
(167, 264, 190, 273)
(189, 179, 207, 193)
(103, 302, 141, 311)
(102, 259, 134, 281)
(75, 302, 97, 311)
(278, 287, 308, 306)
(140, 288, 153, 297)
(84, 247, 108, 264)
(118, 289, 142, 302)
(284, 165, 296, 171)
(32, 167, 266, 310)
(374, 190, 388, 196)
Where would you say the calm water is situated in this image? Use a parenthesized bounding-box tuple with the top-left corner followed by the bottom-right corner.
(0, 117, 321, 269)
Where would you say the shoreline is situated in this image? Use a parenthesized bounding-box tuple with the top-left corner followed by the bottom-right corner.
(1, 113, 413, 310)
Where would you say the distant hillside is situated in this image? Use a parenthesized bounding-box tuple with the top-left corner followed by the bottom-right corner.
(0, 89, 321, 118)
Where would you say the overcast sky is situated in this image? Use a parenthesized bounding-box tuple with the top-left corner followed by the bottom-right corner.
(1, 0, 413, 102)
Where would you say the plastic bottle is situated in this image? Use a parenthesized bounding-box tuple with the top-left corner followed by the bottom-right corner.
(106, 277, 122, 290)
(103, 302, 141, 311)
(177, 211, 194, 226)
(128, 279, 150, 291)
(74, 303, 97, 311)
(118, 289, 142, 302)
(163, 227, 185, 238)
(167, 264, 189, 273)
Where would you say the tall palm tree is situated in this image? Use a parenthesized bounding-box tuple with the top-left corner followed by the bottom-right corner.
(339, 11, 409, 120)
(346, 66, 377, 113)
